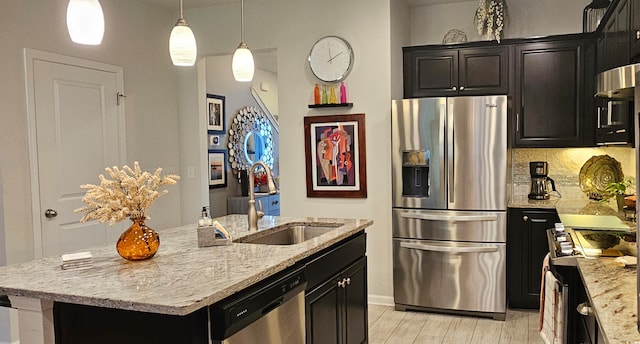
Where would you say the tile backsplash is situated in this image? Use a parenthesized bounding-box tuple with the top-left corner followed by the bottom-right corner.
(511, 147, 636, 200)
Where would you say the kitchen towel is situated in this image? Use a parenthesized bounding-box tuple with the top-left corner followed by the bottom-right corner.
(539, 269, 564, 344)
(538, 253, 550, 331)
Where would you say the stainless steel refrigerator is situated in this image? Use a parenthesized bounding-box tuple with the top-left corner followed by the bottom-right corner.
(391, 96, 507, 320)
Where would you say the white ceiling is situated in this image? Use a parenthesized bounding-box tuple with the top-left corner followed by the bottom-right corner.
(140, 0, 473, 10)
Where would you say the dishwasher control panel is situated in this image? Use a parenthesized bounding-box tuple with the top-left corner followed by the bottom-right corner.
(209, 265, 307, 340)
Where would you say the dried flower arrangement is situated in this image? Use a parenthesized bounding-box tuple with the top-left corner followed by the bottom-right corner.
(74, 162, 180, 225)
(475, 0, 505, 42)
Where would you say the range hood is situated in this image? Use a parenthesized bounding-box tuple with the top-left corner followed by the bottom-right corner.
(595, 63, 640, 99)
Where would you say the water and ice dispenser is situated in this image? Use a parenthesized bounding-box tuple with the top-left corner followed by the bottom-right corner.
(401, 150, 430, 197)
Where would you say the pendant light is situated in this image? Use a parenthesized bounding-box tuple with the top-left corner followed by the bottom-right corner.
(232, 0, 254, 82)
(169, 0, 197, 66)
(66, 0, 105, 45)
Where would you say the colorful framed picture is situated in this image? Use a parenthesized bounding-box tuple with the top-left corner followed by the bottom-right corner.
(206, 94, 225, 133)
(303, 113, 367, 198)
(208, 150, 227, 188)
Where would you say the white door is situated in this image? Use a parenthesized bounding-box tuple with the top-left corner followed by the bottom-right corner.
(25, 50, 126, 258)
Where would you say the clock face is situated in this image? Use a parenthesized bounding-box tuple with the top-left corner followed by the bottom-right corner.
(308, 36, 353, 82)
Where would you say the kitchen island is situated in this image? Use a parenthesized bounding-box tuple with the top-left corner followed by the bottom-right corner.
(0, 215, 373, 343)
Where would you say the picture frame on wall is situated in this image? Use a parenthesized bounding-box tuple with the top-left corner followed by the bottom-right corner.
(208, 134, 223, 149)
(303, 113, 367, 198)
(206, 94, 225, 133)
(208, 150, 227, 188)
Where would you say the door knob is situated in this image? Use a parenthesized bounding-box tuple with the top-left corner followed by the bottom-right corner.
(44, 209, 58, 218)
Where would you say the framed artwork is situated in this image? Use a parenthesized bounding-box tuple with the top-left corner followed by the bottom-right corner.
(206, 94, 225, 133)
(208, 134, 223, 149)
(208, 150, 227, 188)
(303, 113, 367, 198)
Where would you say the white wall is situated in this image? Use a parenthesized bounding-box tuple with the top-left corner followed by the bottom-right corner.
(0, 0, 182, 267)
(410, 0, 588, 45)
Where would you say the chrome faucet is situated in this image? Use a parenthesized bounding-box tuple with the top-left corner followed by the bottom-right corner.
(247, 161, 277, 231)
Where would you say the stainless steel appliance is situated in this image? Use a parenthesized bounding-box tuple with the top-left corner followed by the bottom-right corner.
(528, 161, 557, 200)
(391, 96, 507, 320)
(210, 266, 307, 344)
(595, 99, 634, 145)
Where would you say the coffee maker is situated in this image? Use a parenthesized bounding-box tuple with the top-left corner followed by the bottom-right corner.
(528, 161, 557, 200)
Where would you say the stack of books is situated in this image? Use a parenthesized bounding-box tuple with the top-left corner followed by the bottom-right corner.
(61, 252, 93, 270)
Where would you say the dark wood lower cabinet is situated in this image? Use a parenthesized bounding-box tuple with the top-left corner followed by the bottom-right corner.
(507, 207, 559, 309)
(304, 233, 368, 344)
(305, 257, 367, 344)
(54, 303, 209, 344)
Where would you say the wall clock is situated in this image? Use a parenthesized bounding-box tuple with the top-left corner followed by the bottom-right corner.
(308, 36, 354, 82)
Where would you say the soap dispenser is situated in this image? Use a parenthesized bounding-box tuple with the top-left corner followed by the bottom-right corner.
(198, 206, 212, 227)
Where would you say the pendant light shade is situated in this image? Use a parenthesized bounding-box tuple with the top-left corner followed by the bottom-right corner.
(169, 0, 197, 66)
(232, 0, 254, 82)
(232, 43, 255, 82)
(66, 0, 104, 45)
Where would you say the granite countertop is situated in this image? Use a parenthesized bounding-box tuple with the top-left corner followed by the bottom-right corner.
(0, 215, 373, 316)
(577, 258, 640, 344)
(509, 194, 635, 226)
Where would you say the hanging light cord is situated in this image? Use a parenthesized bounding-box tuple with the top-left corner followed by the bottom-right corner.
(180, 0, 185, 19)
(240, 0, 245, 43)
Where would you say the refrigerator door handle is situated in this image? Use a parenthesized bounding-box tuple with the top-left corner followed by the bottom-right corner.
(447, 101, 454, 204)
(399, 212, 498, 222)
(439, 101, 447, 202)
(400, 242, 499, 253)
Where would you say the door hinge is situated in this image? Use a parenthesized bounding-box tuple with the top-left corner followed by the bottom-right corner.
(116, 92, 127, 106)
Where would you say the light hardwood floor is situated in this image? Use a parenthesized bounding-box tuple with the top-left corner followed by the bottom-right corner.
(368, 305, 545, 344)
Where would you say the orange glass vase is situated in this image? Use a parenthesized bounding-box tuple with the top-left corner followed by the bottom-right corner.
(116, 217, 160, 261)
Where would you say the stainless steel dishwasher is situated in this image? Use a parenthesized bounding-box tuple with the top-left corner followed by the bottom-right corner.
(209, 266, 307, 344)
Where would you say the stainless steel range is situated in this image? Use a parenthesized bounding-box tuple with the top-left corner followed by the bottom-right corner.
(391, 96, 507, 320)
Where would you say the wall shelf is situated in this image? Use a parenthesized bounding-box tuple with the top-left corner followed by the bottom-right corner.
(308, 103, 353, 108)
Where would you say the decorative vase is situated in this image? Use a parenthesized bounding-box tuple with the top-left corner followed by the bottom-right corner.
(116, 217, 160, 261)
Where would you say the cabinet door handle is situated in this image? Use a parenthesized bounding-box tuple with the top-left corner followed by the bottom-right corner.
(516, 113, 520, 132)
(459, 86, 465, 90)
(345, 277, 351, 286)
(523, 215, 529, 221)
(452, 86, 457, 91)
(577, 302, 593, 316)
(636, 30, 640, 40)
(338, 279, 345, 288)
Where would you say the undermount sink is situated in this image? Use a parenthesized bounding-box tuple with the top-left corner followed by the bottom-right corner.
(236, 222, 342, 245)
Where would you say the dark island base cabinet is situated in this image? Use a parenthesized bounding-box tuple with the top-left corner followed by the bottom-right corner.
(507, 208, 559, 309)
(53, 232, 368, 344)
(304, 232, 368, 344)
(54, 304, 209, 344)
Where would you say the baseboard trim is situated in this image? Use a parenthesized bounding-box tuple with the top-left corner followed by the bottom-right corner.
(368, 294, 394, 306)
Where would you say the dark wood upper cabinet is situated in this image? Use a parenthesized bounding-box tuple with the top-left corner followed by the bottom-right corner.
(632, 0, 640, 58)
(403, 45, 509, 98)
(513, 37, 596, 147)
